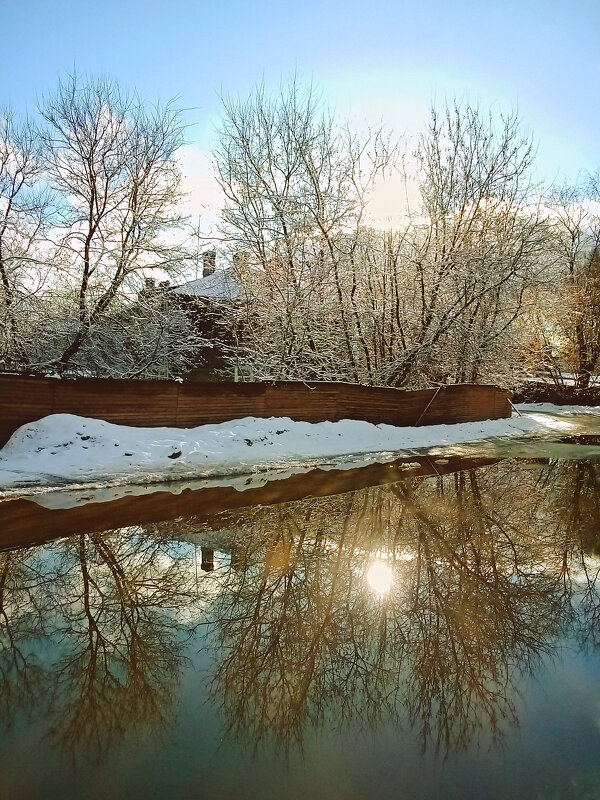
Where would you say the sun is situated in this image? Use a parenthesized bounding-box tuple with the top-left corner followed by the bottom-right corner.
(366, 561, 393, 596)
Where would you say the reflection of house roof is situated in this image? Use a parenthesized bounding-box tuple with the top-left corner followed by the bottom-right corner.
(169, 270, 241, 301)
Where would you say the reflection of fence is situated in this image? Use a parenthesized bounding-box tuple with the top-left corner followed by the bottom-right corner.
(0, 375, 511, 448)
(0, 454, 500, 551)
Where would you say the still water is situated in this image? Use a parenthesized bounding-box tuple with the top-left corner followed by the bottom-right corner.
(2, 438, 600, 798)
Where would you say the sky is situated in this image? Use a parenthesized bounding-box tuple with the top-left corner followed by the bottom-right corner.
(2, 0, 599, 223)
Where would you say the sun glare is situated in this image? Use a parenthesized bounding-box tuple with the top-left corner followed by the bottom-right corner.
(366, 561, 393, 596)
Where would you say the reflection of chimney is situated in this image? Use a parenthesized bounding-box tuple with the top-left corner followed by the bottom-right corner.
(201, 547, 215, 572)
(203, 250, 216, 277)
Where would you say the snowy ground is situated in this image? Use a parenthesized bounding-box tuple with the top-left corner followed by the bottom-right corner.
(1, 404, 600, 495)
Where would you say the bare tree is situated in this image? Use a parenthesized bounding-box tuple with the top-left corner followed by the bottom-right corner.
(391, 103, 547, 386)
(545, 173, 600, 388)
(215, 79, 394, 383)
(216, 90, 548, 388)
(39, 74, 188, 374)
(0, 109, 53, 370)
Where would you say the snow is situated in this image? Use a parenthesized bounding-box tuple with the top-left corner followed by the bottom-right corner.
(169, 270, 240, 300)
(2, 402, 598, 494)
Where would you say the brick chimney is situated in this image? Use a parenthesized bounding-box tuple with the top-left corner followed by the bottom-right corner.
(233, 250, 250, 278)
(203, 250, 216, 277)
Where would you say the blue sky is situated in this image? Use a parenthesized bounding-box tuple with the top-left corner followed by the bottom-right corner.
(2, 0, 598, 185)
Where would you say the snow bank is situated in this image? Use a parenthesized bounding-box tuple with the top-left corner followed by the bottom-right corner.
(0, 404, 599, 492)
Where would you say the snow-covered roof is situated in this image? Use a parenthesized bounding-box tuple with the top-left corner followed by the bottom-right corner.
(170, 270, 241, 301)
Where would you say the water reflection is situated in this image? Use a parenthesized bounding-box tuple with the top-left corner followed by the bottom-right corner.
(203, 471, 567, 754)
(366, 561, 394, 595)
(1, 456, 600, 767)
(0, 531, 201, 759)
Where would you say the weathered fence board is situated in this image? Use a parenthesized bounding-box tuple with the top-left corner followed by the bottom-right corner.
(0, 375, 511, 448)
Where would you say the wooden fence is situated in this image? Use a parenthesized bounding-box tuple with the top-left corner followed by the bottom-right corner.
(0, 375, 511, 448)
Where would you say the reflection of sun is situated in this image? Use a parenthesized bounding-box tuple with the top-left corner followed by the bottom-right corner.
(366, 561, 393, 596)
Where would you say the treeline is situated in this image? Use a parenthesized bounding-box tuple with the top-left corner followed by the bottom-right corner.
(1, 75, 599, 387)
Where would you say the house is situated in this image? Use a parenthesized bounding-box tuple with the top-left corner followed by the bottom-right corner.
(167, 251, 247, 380)
(169, 251, 242, 304)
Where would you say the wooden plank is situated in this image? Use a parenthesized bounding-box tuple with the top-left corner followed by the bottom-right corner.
(0, 375, 511, 447)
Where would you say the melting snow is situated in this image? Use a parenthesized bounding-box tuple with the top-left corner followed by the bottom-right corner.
(0, 403, 599, 492)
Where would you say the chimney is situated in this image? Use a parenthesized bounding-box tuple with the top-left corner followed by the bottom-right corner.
(232, 250, 250, 278)
(203, 250, 216, 277)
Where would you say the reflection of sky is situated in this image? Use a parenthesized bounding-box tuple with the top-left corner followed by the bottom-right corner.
(4, 614, 600, 800)
(3, 453, 600, 798)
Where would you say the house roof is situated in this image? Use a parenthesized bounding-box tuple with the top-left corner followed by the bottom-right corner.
(169, 270, 241, 301)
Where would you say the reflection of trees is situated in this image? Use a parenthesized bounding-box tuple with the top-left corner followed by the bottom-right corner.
(0, 549, 51, 725)
(208, 497, 395, 751)
(3, 458, 600, 761)
(204, 462, 594, 755)
(48, 531, 200, 757)
(389, 473, 564, 753)
(540, 460, 600, 649)
(0, 528, 202, 759)
(543, 459, 600, 558)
